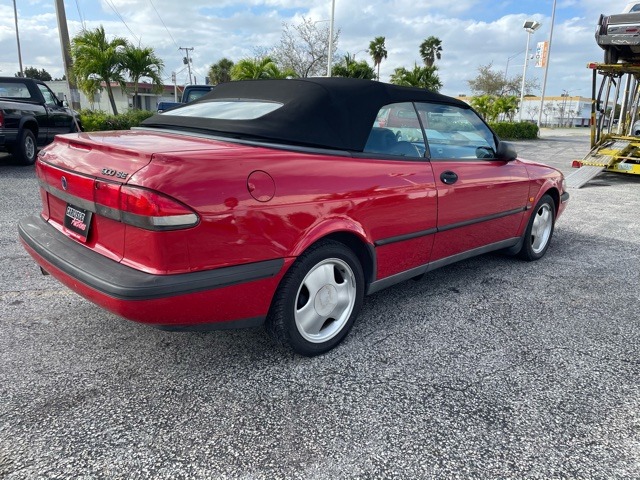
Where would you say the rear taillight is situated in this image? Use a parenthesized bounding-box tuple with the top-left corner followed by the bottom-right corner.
(0, 111, 4, 128)
(38, 162, 198, 231)
(118, 186, 199, 230)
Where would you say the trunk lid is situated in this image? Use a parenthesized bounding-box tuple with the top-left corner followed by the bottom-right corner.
(37, 129, 243, 270)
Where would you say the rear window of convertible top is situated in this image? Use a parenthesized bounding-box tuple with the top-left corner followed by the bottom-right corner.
(164, 99, 283, 120)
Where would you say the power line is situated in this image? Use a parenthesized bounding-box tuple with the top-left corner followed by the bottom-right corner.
(103, 0, 140, 44)
(148, 0, 179, 49)
(74, 0, 86, 30)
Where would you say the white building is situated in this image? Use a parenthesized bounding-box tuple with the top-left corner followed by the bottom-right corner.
(458, 95, 593, 127)
(519, 95, 592, 127)
(46, 80, 186, 113)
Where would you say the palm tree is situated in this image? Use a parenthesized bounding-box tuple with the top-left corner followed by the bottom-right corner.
(77, 77, 102, 109)
(390, 63, 442, 92)
(230, 57, 296, 80)
(368, 36, 388, 81)
(470, 95, 496, 121)
(122, 45, 164, 109)
(494, 95, 520, 121)
(71, 26, 128, 114)
(208, 58, 234, 85)
(419, 36, 443, 68)
(331, 54, 375, 80)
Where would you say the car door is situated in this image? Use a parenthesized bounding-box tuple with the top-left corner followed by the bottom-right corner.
(361, 102, 438, 280)
(415, 102, 530, 263)
(36, 83, 73, 141)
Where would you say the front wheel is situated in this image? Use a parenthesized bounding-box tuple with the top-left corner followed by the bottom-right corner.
(518, 194, 556, 261)
(266, 240, 364, 356)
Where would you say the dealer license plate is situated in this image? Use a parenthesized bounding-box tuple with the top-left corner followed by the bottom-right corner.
(64, 203, 92, 241)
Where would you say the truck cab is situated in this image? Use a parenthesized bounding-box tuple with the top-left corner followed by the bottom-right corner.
(157, 85, 214, 113)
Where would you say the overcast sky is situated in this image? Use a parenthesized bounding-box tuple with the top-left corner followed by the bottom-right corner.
(0, 0, 628, 98)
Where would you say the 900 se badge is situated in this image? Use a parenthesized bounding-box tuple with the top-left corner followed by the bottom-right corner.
(101, 168, 129, 179)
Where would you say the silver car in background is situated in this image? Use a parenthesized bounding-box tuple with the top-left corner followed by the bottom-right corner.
(597, 1, 640, 64)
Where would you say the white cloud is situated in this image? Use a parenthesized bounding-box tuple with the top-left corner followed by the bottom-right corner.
(0, 0, 612, 98)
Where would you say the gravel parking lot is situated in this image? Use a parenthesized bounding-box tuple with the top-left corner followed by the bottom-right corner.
(1, 130, 638, 479)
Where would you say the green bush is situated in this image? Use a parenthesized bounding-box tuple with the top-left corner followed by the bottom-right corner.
(79, 109, 155, 132)
(489, 121, 539, 140)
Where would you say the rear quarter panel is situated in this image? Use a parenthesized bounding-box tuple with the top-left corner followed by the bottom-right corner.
(128, 144, 439, 279)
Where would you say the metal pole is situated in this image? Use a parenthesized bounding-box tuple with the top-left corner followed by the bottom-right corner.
(617, 73, 631, 134)
(179, 47, 194, 85)
(627, 77, 640, 136)
(590, 68, 597, 148)
(327, 0, 335, 77)
(519, 32, 532, 122)
(172, 72, 177, 102)
(12, 0, 24, 77)
(537, 0, 557, 128)
(54, 0, 82, 111)
(607, 75, 622, 135)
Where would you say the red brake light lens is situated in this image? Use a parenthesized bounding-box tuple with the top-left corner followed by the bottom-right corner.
(118, 186, 199, 230)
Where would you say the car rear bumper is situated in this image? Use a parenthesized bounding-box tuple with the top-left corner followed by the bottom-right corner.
(597, 35, 640, 47)
(18, 215, 287, 328)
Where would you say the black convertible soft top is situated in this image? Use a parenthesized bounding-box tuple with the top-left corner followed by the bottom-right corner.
(141, 78, 469, 152)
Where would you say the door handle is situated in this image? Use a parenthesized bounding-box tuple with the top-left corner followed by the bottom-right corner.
(440, 171, 458, 185)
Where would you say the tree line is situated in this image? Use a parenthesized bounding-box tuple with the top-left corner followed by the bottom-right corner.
(26, 22, 540, 121)
(207, 24, 444, 92)
(48, 22, 449, 114)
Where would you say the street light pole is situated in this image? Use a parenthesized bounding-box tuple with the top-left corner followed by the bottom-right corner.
(537, 0, 557, 128)
(519, 20, 541, 122)
(12, 0, 24, 77)
(504, 50, 525, 83)
(327, 0, 335, 77)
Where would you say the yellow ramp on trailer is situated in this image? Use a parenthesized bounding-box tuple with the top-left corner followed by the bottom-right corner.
(565, 138, 628, 188)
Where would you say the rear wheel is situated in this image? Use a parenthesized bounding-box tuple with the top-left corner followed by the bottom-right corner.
(518, 194, 556, 261)
(266, 240, 364, 356)
(16, 129, 37, 166)
(604, 47, 619, 65)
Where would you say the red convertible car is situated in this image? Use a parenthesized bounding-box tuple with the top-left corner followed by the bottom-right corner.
(19, 78, 569, 356)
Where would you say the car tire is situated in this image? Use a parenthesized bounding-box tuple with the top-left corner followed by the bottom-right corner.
(517, 194, 556, 261)
(604, 47, 619, 65)
(266, 240, 364, 356)
(16, 129, 37, 166)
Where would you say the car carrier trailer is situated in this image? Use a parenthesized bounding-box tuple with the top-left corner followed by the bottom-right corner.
(566, 62, 640, 188)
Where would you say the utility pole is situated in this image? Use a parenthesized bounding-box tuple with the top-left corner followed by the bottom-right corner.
(172, 72, 177, 102)
(179, 47, 194, 85)
(12, 0, 24, 77)
(327, 0, 335, 77)
(54, 0, 81, 110)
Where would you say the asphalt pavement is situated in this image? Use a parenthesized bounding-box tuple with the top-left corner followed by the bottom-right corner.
(0, 130, 638, 479)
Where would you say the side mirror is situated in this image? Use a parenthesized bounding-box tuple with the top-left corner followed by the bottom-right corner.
(496, 141, 517, 161)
